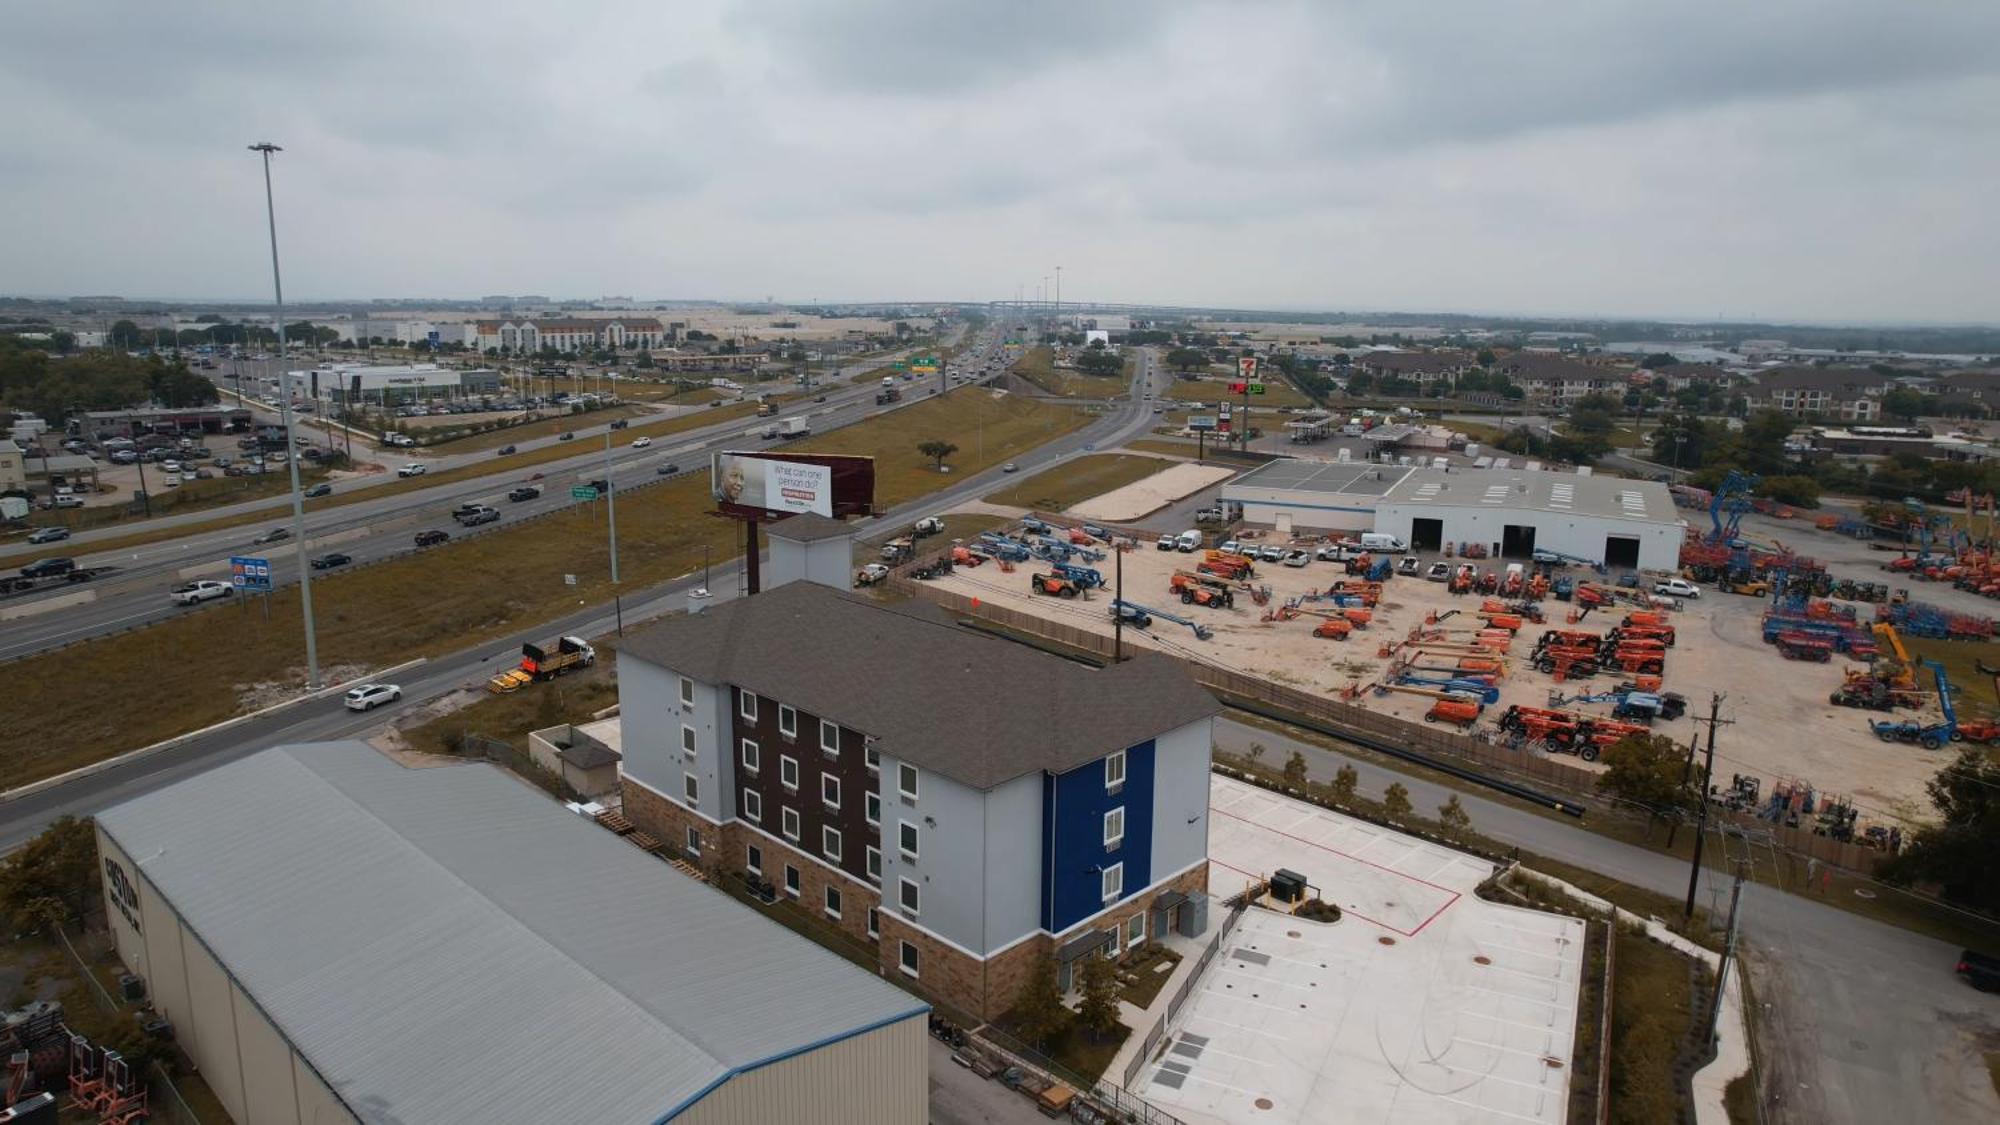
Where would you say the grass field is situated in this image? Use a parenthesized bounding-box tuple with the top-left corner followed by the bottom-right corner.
(1607, 926, 1705, 1125)
(11, 465, 336, 538)
(0, 388, 1084, 787)
(404, 403, 650, 453)
(0, 402, 761, 567)
(982, 453, 1169, 511)
(1010, 346, 1129, 399)
(1162, 374, 1313, 409)
(398, 645, 621, 757)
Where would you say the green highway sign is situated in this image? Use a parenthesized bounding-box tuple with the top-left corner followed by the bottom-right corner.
(892, 361, 908, 369)
(570, 486, 599, 501)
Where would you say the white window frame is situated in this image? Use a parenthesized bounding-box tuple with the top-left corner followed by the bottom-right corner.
(865, 745, 880, 773)
(899, 876, 920, 916)
(822, 773, 841, 811)
(898, 820, 919, 861)
(782, 806, 800, 842)
(784, 864, 800, 898)
(824, 884, 842, 920)
(1105, 750, 1126, 793)
(679, 675, 694, 708)
(898, 762, 919, 801)
(866, 845, 881, 884)
(746, 843, 762, 875)
(685, 826, 701, 856)
(780, 755, 799, 792)
(739, 689, 758, 722)
(867, 907, 879, 939)
(683, 773, 699, 808)
(823, 825, 843, 864)
(1104, 806, 1125, 851)
(681, 725, 696, 757)
(742, 789, 762, 823)
(899, 939, 919, 978)
(865, 790, 881, 826)
(1127, 912, 1145, 949)
(1101, 862, 1123, 903)
(740, 738, 759, 773)
(778, 704, 797, 739)
(819, 718, 840, 756)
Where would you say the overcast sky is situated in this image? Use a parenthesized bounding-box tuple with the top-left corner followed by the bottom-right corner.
(4, 1, 1997, 322)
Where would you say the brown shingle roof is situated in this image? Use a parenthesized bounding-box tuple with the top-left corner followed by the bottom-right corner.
(619, 581, 1219, 790)
(1754, 366, 1888, 397)
(1496, 352, 1622, 383)
(1358, 350, 1469, 375)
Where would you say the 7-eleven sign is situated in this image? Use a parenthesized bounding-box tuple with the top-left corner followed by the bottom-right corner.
(1238, 357, 1259, 381)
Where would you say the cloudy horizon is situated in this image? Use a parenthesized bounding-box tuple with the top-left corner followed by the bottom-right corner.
(5, 1, 1997, 323)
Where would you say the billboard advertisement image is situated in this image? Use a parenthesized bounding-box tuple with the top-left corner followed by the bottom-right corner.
(712, 453, 834, 517)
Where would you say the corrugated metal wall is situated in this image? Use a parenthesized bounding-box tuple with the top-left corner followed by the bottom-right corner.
(673, 1015, 926, 1125)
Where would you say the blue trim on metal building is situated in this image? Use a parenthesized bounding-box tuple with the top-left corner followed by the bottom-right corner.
(1039, 740, 1155, 933)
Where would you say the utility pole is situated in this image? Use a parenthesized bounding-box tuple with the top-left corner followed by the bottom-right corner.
(604, 432, 622, 635)
(1706, 862, 1748, 1048)
(1683, 692, 1731, 926)
(251, 140, 319, 689)
(1113, 541, 1124, 662)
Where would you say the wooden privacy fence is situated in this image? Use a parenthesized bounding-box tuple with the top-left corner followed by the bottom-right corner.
(888, 571, 1890, 877)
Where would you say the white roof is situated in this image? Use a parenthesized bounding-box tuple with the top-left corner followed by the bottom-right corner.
(96, 743, 925, 1124)
(1381, 467, 1675, 523)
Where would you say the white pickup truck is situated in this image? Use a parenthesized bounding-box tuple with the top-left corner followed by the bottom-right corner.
(170, 580, 234, 606)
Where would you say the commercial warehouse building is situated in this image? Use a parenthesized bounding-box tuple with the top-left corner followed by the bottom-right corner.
(95, 742, 928, 1125)
(286, 363, 503, 405)
(1222, 459, 1684, 569)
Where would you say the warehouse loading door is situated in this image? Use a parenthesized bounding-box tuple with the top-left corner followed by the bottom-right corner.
(1604, 535, 1641, 569)
(1410, 518, 1444, 551)
(1500, 524, 1537, 559)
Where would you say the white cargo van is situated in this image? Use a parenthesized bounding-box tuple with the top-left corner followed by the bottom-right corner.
(1176, 529, 1203, 552)
(1359, 532, 1406, 552)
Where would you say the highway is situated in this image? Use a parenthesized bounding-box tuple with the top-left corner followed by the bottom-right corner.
(0, 331, 1166, 849)
(0, 338, 1001, 660)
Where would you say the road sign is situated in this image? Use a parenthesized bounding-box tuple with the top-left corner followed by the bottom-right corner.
(1189, 415, 1218, 431)
(1238, 357, 1259, 380)
(229, 556, 272, 592)
(1228, 382, 1266, 395)
(427, 329, 440, 347)
(570, 486, 599, 501)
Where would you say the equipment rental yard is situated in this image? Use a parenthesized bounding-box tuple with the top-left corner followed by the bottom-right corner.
(921, 512, 1957, 829)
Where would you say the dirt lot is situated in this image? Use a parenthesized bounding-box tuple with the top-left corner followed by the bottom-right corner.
(926, 534, 1948, 826)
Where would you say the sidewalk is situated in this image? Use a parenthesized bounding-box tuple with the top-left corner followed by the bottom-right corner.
(1103, 929, 1211, 1083)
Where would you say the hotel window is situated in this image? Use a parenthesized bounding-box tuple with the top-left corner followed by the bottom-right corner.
(899, 821, 919, 861)
(899, 877, 920, 916)
(825, 885, 842, 920)
(822, 774, 841, 810)
(746, 843, 762, 875)
(740, 738, 759, 773)
(742, 790, 762, 823)
(779, 704, 796, 739)
(899, 940, 920, 978)
(784, 865, 800, 898)
(679, 676, 694, 708)
(681, 725, 696, 757)
(820, 719, 841, 757)
(683, 774, 698, 808)
(685, 827, 701, 856)
(865, 790, 881, 826)
(1127, 913, 1145, 949)
(823, 826, 843, 863)
(739, 690, 758, 722)
(1104, 807, 1125, 851)
(898, 763, 919, 801)
(1105, 750, 1126, 793)
(1101, 863, 1123, 903)
(867, 907, 879, 939)
(866, 846, 881, 884)
(866, 745, 880, 773)
(782, 806, 800, 842)
(780, 755, 799, 791)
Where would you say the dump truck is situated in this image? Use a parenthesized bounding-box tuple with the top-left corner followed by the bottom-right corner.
(488, 635, 597, 693)
(757, 400, 779, 417)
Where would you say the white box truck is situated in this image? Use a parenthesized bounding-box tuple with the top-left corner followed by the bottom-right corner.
(779, 416, 810, 439)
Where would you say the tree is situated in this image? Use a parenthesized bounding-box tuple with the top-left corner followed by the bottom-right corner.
(1382, 782, 1412, 821)
(1880, 749, 2000, 912)
(1761, 474, 1821, 508)
(0, 815, 97, 930)
(635, 350, 654, 369)
(1437, 795, 1472, 839)
(1076, 348, 1122, 377)
(1882, 387, 1928, 423)
(108, 319, 143, 349)
(1640, 353, 1679, 369)
(1330, 764, 1358, 803)
(1476, 348, 1497, 366)
(1595, 734, 1694, 840)
(1076, 955, 1122, 1040)
(1343, 371, 1375, 396)
(916, 440, 958, 470)
(1247, 742, 1266, 768)
(1011, 954, 1067, 1047)
(1165, 347, 1208, 373)
(1282, 750, 1308, 789)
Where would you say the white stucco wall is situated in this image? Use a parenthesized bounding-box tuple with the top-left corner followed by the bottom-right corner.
(1373, 502, 1683, 570)
(620, 655, 730, 830)
(1149, 718, 1214, 882)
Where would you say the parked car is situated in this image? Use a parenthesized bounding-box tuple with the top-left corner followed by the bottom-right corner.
(343, 683, 402, 711)
(311, 552, 352, 570)
(1426, 561, 1451, 581)
(507, 486, 541, 502)
(169, 580, 234, 606)
(1257, 545, 1285, 563)
(1157, 534, 1177, 551)
(632, 436, 653, 448)
(1398, 556, 1422, 576)
(303, 482, 333, 498)
(1316, 542, 1360, 562)
(1654, 578, 1701, 599)
(1956, 949, 2000, 993)
(414, 529, 450, 547)
(397, 462, 427, 477)
(26, 527, 70, 544)
(253, 528, 291, 545)
(1281, 550, 1311, 568)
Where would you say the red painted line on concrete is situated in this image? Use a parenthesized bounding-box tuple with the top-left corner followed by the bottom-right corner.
(1212, 805, 1464, 895)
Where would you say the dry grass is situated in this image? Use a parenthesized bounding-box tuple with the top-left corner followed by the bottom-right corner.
(1607, 925, 1705, 1125)
(14, 465, 336, 537)
(1010, 346, 1129, 400)
(982, 453, 1168, 511)
(406, 403, 650, 453)
(0, 402, 760, 567)
(1, 388, 1082, 786)
(1163, 374, 1314, 409)
(398, 646, 621, 756)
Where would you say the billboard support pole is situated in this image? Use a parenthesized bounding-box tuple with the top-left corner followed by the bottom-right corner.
(744, 519, 761, 596)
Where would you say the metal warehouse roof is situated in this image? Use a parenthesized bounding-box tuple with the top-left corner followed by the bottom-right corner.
(1381, 467, 1678, 523)
(1225, 459, 1412, 496)
(95, 743, 926, 1124)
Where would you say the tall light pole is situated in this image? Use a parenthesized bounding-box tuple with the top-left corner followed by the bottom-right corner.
(1054, 265, 1062, 329)
(604, 431, 623, 635)
(250, 141, 320, 689)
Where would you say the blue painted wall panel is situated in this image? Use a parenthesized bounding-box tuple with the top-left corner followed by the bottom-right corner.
(1040, 740, 1155, 933)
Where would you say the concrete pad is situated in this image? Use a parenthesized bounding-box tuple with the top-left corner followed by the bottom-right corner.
(1070, 462, 1237, 522)
(0, 589, 96, 622)
(1137, 776, 1584, 1125)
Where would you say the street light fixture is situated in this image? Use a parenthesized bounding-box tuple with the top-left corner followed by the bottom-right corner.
(250, 141, 321, 689)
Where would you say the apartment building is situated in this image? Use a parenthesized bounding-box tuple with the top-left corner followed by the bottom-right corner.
(616, 574, 1221, 1021)
(1495, 352, 1628, 404)
(1750, 366, 1888, 421)
(472, 317, 671, 353)
(1351, 349, 1474, 388)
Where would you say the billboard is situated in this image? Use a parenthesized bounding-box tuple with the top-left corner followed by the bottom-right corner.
(230, 555, 273, 592)
(711, 452, 877, 519)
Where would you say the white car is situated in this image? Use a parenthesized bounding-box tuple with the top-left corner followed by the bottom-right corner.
(1281, 550, 1311, 568)
(1653, 578, 1701, 599)
(631, 437, 652, 448)
(169, 580, 234, 606)
(397, 462, 428, 477)
(343, 683, 403, 711)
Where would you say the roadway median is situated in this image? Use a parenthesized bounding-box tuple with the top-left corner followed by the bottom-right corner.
(1, 386, 1085, 791)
